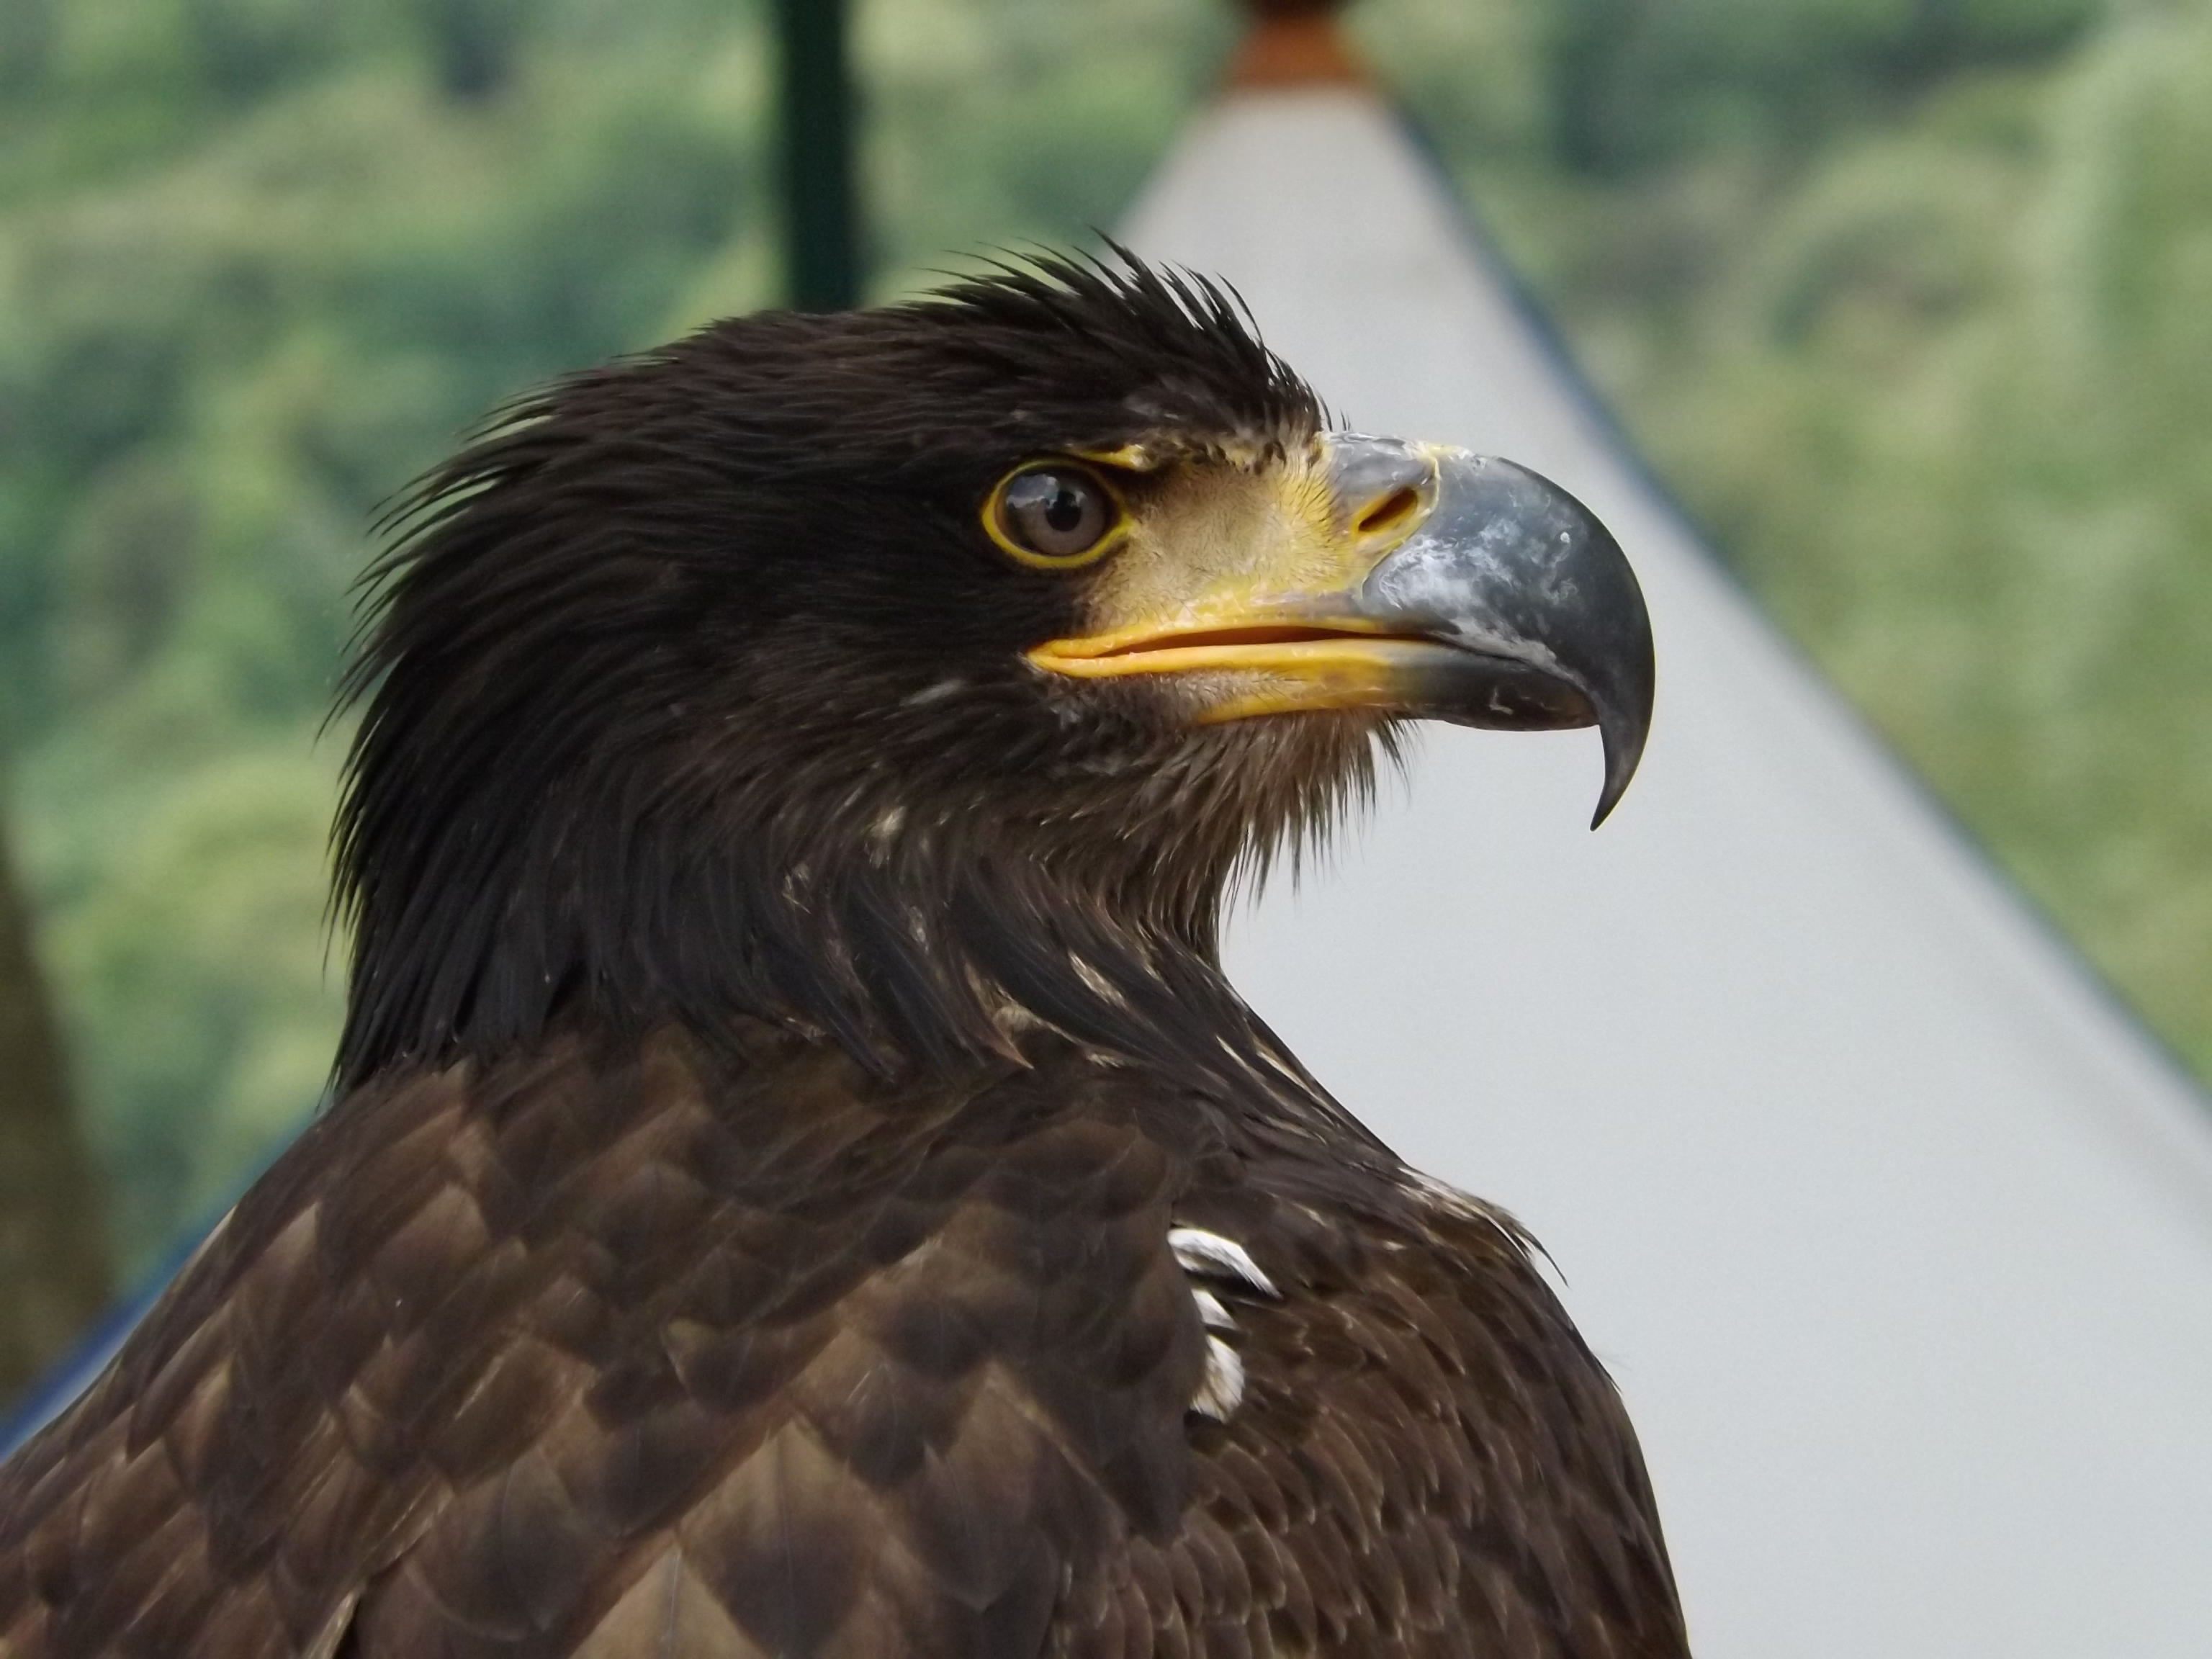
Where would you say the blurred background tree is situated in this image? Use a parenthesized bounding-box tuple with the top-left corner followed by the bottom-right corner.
(0, 824, 108, 1395)
(0, 0, 2203, 1304)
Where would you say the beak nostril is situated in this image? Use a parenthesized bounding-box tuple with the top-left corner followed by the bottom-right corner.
(1357, 487, 1420, 537)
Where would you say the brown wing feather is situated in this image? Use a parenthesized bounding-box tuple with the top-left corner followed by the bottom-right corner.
(0, 1027, 1683, 1659)
(1143, 1183, 1687, 1658)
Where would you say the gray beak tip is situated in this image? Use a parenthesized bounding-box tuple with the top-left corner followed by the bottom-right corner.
(1588, 617, 1655, 829)
(1590, 710, 1647, 830)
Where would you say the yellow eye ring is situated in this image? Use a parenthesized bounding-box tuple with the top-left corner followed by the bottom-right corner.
(983, 459, 1130, 570)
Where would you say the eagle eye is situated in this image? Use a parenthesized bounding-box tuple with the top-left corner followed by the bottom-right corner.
(986, 462, 1125, 569)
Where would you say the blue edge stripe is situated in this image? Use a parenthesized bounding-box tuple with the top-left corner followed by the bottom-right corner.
(0, 1226, 208, 1458)
(9, 100, 2208, 1464)
(0, 1129, 306, 1460)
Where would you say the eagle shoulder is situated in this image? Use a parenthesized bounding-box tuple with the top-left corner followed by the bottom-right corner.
(0, 1033, 1684, 1659)
(1130, 1154, 1690, 1659)
(1, 1032, 1210, 1658)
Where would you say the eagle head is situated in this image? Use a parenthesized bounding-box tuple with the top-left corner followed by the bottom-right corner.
(335, 255, 1652, 1080)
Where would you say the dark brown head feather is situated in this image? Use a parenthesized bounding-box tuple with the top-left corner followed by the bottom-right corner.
(333, 253, 1366, 1087)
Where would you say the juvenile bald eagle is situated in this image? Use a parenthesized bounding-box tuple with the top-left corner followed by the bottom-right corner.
(0, 258, 1680, 1658)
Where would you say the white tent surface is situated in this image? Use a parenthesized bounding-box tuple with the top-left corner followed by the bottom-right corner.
(1123, 84, 2212, 1658)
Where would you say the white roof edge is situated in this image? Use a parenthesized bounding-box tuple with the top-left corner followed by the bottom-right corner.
(1123, 81, 2212, 1658)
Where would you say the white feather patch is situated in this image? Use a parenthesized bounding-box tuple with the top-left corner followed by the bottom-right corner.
(1191, 1335, 1246, 1421)
(1167, 1227, 1280, 1300)
(1190, 1287, 1236, 1331)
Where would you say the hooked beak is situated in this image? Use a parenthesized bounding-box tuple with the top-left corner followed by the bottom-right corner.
(1027, 433, 1656, 827)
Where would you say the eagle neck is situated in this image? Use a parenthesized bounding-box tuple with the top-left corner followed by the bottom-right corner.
(334, 794, 1295, 1102)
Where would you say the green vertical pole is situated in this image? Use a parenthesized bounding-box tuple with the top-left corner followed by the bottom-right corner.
(775, 0, 860, 311)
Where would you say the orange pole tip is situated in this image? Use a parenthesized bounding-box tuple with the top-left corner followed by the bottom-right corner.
(1226, 0, 1367, 91)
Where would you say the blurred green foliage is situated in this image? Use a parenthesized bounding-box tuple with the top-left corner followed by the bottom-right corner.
(0, 0, 2203, 1276)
